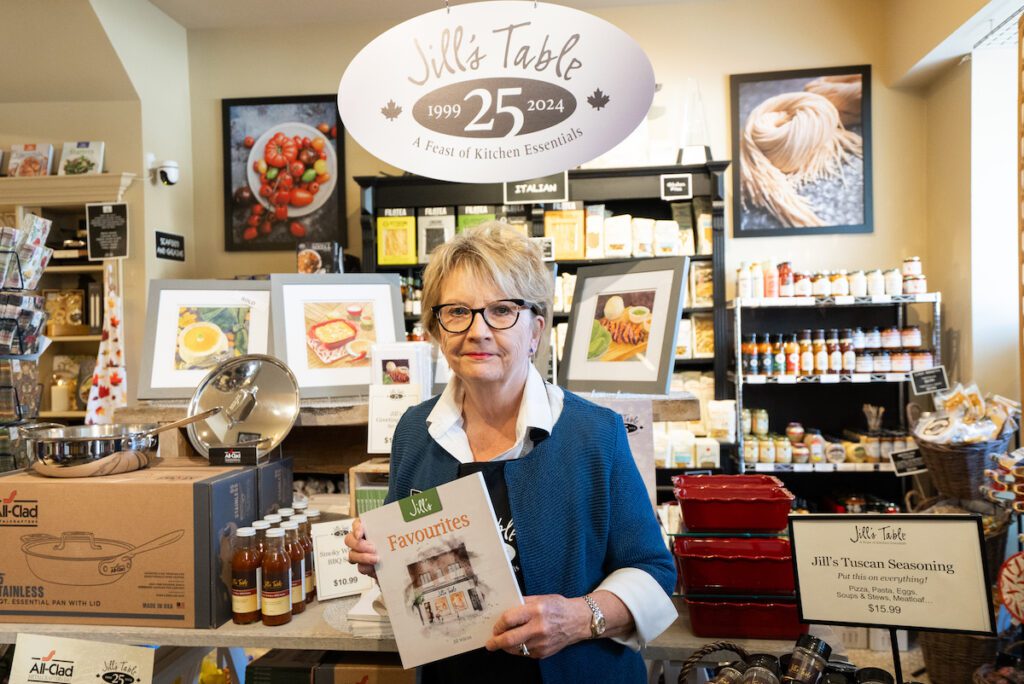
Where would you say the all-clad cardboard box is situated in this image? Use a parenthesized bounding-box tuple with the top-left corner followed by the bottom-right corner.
(0, 466, 255, 628)
(314, 653, 413, 684)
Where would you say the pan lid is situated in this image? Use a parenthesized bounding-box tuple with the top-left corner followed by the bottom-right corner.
(186, 354, 300, 458)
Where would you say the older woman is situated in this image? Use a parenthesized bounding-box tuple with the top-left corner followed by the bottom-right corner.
(346, 223, 676, 683)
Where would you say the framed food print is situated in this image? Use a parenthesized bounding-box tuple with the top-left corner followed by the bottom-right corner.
(222, 95, 347, 252)
(731, 64, 873, 237)
(270, 274, 404, 398)
(137, 280, 272, 399)
(558, 257, 688, 394)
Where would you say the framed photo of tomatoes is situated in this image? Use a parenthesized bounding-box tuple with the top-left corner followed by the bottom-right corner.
(221, 95, 347, 252)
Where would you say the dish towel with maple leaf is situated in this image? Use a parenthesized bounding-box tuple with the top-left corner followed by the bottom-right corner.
(86, 272, 126, 424)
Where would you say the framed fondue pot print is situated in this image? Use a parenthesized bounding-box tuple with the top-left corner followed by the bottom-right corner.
(138, 280, 272, 399)
(558, 257, 688, 394)
(270, 274, 404, 398)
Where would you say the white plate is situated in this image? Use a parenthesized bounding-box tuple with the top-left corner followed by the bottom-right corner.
(246, 122, 338, 218)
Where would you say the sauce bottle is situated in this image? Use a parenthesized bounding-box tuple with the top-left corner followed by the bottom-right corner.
(798, 330, 813, 376)
(742, 334, 759, 376)
(231, 527, 261, 625)
(261, 528, 292, 626)
(778, 262, 794, 297)
(826, 329, 841, 374)
(840, 329, 856, 372)
(784, 334, 799, 375)
(757, 334, 773, 376)
(750, 262, 764, 299)
(292, 514, 315, 603)
(763, 260, 779, 298)
(281, 521, 306, 614)
(771, 334, 785, 376)
(812, 329, 828, 375)
(737, 262, 752, 300)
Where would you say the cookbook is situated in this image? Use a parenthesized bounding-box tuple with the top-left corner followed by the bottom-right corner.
(8, 143, 53, 176)
(58, 141, 104, 175)
(360, 472, 523, 669)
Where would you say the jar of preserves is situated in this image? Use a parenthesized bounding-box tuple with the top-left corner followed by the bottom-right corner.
(281, 521, 306, 615)
(866, 269, 885, 296)
(903, 274, 928, 295)
(873, 349, 892, 373)
(901, 325, 922, 348)
(884, 269, 903, 295)
(798, 330, 814, 376)
(232, 527, 261, 625)
(786, 422, 805, 444)
(306, 508, 321, 524)
(263, 514, 282, 527)
(813, 329, 828, 375)
(811, 272, 832, 297)
(277, 507, 295, 519)
(851, 327, 866, 350)
(261, 528, 292, 626)
(775, 437, 793, 464)
(840, 329, 856, 372)
(753, 409, 770, 437)
(891, 350, 911, 372)
(880, 435, 895, 461)
(911, 350, 934, 371)
(742, 408, 752, 436)
(848, 270, 868, 297)
(784, 334, 800, 375)
(792, 444, 811, 464)
(830, 270, 850, 296)
(712, 661, 749, 684)
(881, 326, 902, 349)
(778, 262, 794, 297)
(893, 435, 907, 452)
(855, 350, 874, 374)
(743, 437, 758, 465)
(902, 256, 923, 277)
(758, 438, 776, 464)
(794, 272, 813, 297)
(864, 327, 881, 350)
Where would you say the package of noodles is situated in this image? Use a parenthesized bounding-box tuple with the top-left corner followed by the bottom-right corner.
(962, 383, 985, 422)
(933, 383, 968, 417)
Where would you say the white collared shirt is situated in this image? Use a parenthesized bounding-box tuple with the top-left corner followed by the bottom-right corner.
(426, 365, 677, 650)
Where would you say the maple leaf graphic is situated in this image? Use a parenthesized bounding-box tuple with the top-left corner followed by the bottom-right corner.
(381, 100, 402, 121)
(587, 88, 610, 110)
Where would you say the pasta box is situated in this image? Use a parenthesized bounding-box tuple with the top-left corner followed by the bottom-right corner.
(0, 466, 256, 628)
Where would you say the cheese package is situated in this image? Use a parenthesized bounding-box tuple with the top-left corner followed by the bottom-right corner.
(377, 208, 417, 265)
(603, 214, 632, 257)
(8, 143, 53, 177)
(544, 201, 585, 260)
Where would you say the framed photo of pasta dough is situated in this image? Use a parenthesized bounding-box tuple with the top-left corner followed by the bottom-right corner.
(270, 274, 403, 398)
(138, 280, 273, 399)
(731, 64, 873, 237)
(558, 257, 688, 394)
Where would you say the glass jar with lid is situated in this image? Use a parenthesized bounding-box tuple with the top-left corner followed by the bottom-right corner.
(866, 269, 886, 296)
(811, 272, 832, 297)
(778, 262, 794, 297)
(911, 350, 934, 371)
(851, 327, 866, 350)
(855, 668, 894, 684)
(794, 272, 813, 297)
(901, 325, 922, 348)
(710, 661, 748, 684)
(902, 256, 923, 277)
(792, 444, 811, 464)
(741, 408, 752, 435)
(775, 436, 792, 464)
(903, 273, 927, 295)
(783, 634, 832, 684)
(864, 327, 881, 350)
(873, 349, 892, 373)
(891, 350, 912, 372)
(880, 326, 902, 349)
(743, 437, 758, 465)
(884, 269, 903, 295)
(830, 270, 850, 296)
(758, 438, 776, 464)
(740, 654, 781, 684)
(855, 350, 874, 374)
(848, 270, 867, 297)
(753, 408, 770, 437)
(786, 422, 805, 444)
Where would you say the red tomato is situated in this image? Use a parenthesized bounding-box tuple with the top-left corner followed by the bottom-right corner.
(279, 174, 294, 190)
(259, 185, 272, 198)
(289, 161, 305, 179)
(271, 190, 291, 206)
(302, 136, 311, 148)
(311, 138, 325, 152)
(264, 137, 298, 168)
(317, 123, 330, 134)
(246, 214, 261, 227)
(289, 221, 307, 238)
(273, 131, 287, 144)
(290, 189, 314, 207)
(243, 227, 258, 241)
(319, 150, 327, 160)
(274, 205, 288, 220)
(259, 220, 273, 235)
(251, 204, 265, 216)
(308, 182, 320, 194)
(330, 125, 336, 138)
(243, 135, 255, 148)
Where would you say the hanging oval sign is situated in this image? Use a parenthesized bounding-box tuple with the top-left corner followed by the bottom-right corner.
(338, 1, 655, 183)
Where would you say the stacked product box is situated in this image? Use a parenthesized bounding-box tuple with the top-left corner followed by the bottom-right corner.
(671, 474, 807, 640)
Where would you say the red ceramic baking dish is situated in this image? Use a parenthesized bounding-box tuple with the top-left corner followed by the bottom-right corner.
(675, 486, 795, 532)
(673, 537, 795, 594)
(686, 597, 808, 639)
(671, 474, 784, 489)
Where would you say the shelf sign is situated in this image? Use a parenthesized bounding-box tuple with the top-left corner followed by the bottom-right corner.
(660, 173, 693, 201)
(12, 633, 154, 684)
(789, 514, 995, 635)
(85, 202, 128, 261)
(503, 171, 568, 204)
(208, 445, 258, 466)
(337, 1, 655, 183)
(155, 230, 185, 262)
(911, 365, 949, 396)
(889, 448, 927, 477)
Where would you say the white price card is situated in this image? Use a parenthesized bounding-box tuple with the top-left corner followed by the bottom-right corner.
(793, 463, 814, 472)
(814, 463, 836, 472)
(837, 463, 857, 472)
(855, 463, 878, 472)
(879, 462, 896, 472)
(312, 519, 373, 600)
(745, 374, 767, 384)
(12, 634, 154, 684)
(789, 514, 995, 634)
(368, 384, 422, 453)
(754, 463, 774, 472)
(794, 297, 815, 306)
(777, 375, 797, 384)
(886, 373, 908, 383)
(834, 296, 855, 305)
(851, 374, 872, 383)
(870, 295, 892, 303)
(820, 375, 839, 384)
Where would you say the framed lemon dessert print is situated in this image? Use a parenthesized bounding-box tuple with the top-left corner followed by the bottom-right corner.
(270, 274, 404, 397)
(558, 257, 688, 394)
(138, 280, 272, 399)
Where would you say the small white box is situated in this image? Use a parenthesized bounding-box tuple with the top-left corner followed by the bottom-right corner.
(833, 626, 869, 650)
(869, 628, 909, 652)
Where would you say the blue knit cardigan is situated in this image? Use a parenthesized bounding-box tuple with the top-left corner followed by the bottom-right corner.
(386, 390, 677, 683)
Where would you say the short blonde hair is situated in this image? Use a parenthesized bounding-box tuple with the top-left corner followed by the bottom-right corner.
(420, 221, 553, 339)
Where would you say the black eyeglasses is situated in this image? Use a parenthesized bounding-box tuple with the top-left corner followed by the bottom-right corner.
(431, 299, 538, 333)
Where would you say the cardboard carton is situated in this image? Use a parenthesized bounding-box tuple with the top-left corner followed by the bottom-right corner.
(314, 652, 413, 684)
(247, 650, 328, 684)
(0, 466, 256, 628)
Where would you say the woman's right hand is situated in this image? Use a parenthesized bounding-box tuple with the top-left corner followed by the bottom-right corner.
(344, 518, 379, 579)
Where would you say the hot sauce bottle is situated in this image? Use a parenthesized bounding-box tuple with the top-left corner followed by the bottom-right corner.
(742, 334, 759, 376)
(798, 330, 813, 376)
(812, 329, 828, 375)
(771, 334, 785, 377)
(281, 521, 307, 615)
(757, 334, 773, 375)
(784, 334, 799, 376)
(231, 527, 260, 625)
(261, 528, 292, 626)
(826, 329, 841, 374)
(292, 514, 315, 603)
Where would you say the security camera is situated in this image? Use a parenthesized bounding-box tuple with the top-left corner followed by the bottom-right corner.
(155, 160, 179, 186)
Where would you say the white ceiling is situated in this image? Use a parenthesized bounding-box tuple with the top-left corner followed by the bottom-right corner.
(149, 0, 678, 30)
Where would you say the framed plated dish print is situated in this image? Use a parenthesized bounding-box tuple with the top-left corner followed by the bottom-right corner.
(731, 64, 873, 237)
(558, 257, 688, 394)
(270, 274, 403, 398)
(222, 94, 346, 252)
(138, 280, 272, 399)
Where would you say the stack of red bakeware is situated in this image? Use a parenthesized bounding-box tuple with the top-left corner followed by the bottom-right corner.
(671, 474, 808, 640)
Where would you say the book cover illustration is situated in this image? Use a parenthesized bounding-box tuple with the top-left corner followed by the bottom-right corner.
(416, 207, 455, 264)
(377, 208, 417, 265)
(58, 141, 104, 175)
(8, 143, 53, 177)
(360, 472, 523, 669)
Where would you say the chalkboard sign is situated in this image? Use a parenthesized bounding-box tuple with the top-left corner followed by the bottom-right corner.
(912, 366, 949, 396)
(155, 231, 185, 261)
(660, 173, 693, 201)
(889, 448, 927, 477)
(86, 202, 129, 260)
(503, 171, 568, 205)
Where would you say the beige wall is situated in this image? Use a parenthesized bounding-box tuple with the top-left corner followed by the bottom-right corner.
(882, 0, 989, 85)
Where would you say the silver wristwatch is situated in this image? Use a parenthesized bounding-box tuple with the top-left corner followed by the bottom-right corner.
(582, 594, 606, 638)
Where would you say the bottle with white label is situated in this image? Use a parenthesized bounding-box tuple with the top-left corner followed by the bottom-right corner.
(763, 259, 779, 298)
(737, 262, 752, 300)
(750, 261, 764, 300)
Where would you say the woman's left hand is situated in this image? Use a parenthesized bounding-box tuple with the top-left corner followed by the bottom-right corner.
(485, 594, 590, 659)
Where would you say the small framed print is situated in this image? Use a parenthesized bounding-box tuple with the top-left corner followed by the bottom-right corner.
(138, 280, 272, 399)
(270, 274, 404, 398)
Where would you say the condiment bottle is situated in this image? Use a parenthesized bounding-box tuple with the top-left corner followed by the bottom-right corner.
(737, 262, 752, 300)
(261, 528, 292, 626)
(902, 256, 922, 277)
(811, 272, 831, 297)
(866, 269, 885, 296)
(883, 268, 903, 295)
(292, 500, 309, 514)
(252, 519, 270, 563)
(784, 334, 800, 375)
(292, 514, 315, 603)
(771, 334, 785, 376)
(753, 409, 770, 437)
(812, 329, 828, 375)
(742, 334, 759, 376)
(798, 330, 813, 376)
(758, 334, 773, 375)
(830, 270, 850, 296)
(901, 325, 922, 348)
(711, 661, 749, 684)
(763, 260, 779, 298)
(281, 521, 306, 615)
(864, 327, 881, 350)
(782, 634, 832, 684)
(263, 514, 283, 527)
(848, 270, 867, 297)
(740, 654, 781, 684)
(306, 508, 321, 524)
(231, 528, 261, 625)
(778, 262, 794, 297)
(840, 329, 856, 372)
(826, 329, 841, 374)
(851, 327, 866, 351)
(805, 430, 826, 463)
(794, 272, 812, 297)
(750, 261, 764, 299)
(854, 668, 894, 684)
(855, 350, 874, 374)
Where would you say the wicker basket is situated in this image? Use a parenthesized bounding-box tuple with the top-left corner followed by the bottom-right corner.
(921, 631, 1000, 684)
(908, 495, 1011, 587)
(677, 641, 750, 683)
(972, 640, 1024, 683)
(918, 433, 1013, 501)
